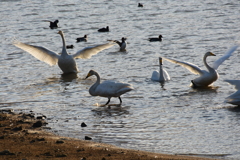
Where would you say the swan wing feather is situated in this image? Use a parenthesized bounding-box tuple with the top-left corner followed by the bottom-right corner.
(73, 42, 116, 59)
(13, 41, 59, 66)
(212, 45, 238, 70)
(163, 57, 203, 75)
(95, 80, 133, 97)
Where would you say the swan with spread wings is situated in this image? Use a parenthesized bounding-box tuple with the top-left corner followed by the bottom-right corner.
(13, 30, 116, 74)
(163, 45, 238, 87)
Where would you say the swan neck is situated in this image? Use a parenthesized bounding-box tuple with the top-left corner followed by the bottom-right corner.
(89, 72, 101, 96)
(203, 54, 213, 72)
(60, 33, 67, 56)
(159, 64, 164, 81)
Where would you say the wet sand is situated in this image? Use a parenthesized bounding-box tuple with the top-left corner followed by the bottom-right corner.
(0, 110, 219, 160)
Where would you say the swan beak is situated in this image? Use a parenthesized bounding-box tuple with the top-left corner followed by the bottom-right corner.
(210, 52, 216, 56)
(85, 73, 91, 79)
(159, 57, 163, 65)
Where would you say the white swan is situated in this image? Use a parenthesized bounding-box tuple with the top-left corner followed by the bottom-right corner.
(13, 31, 116, 74)
(151, 57, 170, 82)
(224, 80, 240, 106)
(163, 45, 238, 87)
(85, 70, 134, 105)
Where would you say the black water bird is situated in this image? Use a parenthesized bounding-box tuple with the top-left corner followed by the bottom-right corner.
(66, 45, 74, 49)
(108, 37, 127, 51)
(148, 35, 162, 42)
(138, 3, 143, 7)
(98, 26, 109, 32)
(76, 35, 87, 42)
(43, 19, 59, 29)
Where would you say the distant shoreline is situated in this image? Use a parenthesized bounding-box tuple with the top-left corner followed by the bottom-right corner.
(0, 109, 218, 160)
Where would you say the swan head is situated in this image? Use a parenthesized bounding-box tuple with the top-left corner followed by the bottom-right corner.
(85, 70, 96, 79)
(159, 35, 163, 39)
(205, 52, 216, 57)
(159, 57, 163, 65)
(57, 30, 64, 35)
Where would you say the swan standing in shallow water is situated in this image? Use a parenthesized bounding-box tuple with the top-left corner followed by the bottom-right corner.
(163, 45, 238, 87)
(85, 70, 134, 106)
(13, 31, 116, 74)
(224, 80, 240, 106)
(151, 57, 170, 82)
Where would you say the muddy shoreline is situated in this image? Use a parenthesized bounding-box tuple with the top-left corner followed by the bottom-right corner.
(0, 109, 218, 160)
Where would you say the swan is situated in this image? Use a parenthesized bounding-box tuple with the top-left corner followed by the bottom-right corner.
(43, 20, 59, 29)
(13, 31, 116, 74)
(108, 37, 127, 51)
(149, 35, 162, 42)
(85, 70, 134, 105)
(151, 57, 170, 82)
(163, 45, 239, 87)
(76, 35, 87, 42)
(98, 26, 109, 32)
(224, 80, 240, 106)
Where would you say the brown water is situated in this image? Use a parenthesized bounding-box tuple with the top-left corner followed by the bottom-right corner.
(1, 0, 240, 159)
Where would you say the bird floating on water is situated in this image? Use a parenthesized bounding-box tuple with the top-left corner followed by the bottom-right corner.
(163, 45, 238, 88)
(13, 31, 116, 74)
(151, 57, 170, 82)
(138, 3, 143, 7)
(85, 70, 134, 106)
(108, 37, 127, 52)
(224, 80, 240, 106)
(148, 35, 162, 42)
(98, 26, 109, 32)
(76, 35, 87, 42)
(66, 45, 74, 49)
(43, 19, 59, 29)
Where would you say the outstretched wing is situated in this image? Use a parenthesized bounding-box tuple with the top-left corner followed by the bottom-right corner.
(212, 45, 238, 70)
(163, 57, 203, 75)
(13, 41, 59, 66)
(72, 42, 116, 59)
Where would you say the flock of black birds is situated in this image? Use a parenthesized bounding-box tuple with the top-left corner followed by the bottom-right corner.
(44, 3, 162, 52)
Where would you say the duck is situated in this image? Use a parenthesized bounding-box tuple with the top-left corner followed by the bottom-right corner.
(151, 57, 170, 82)
(98, 26, 109, 32)
(43, 19, 59, 29)
(108, 37, 127, 51)
(76, 35, 87, 42)
(13, 30, 116, 74)
(85, 70, 134, 105)
(148, 35, 162, 42)
(224, 80, 240, 106)
(138, 3, 143, 7)
(163, 45, 238, 88)
(66, 45, 74, 49)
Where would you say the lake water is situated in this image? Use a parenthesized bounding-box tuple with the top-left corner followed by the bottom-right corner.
(1, 0, 240, 159)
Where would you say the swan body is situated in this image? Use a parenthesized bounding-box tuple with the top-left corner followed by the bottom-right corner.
(163, 45, 238, 87)
(224, 80, 240, 105)
(76, 35, 87, 42)
(13, 31, 116, 74)
(108, 37, 127, 51)
(149, 35, 162, 42)
(85, 70, 134, 105)
(151, 57, 170, 82)
(98, 26, 109, 32)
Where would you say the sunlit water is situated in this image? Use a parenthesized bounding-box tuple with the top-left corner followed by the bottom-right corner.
(1, 0, 240, 159)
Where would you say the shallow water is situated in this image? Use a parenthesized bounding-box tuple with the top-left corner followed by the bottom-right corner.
(1, 0, 240, 159)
